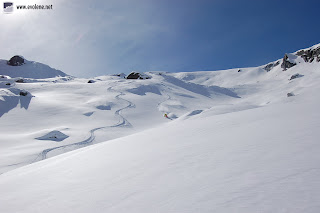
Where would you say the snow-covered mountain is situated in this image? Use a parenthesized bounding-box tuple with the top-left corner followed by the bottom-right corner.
(0, 56, 67, 79)
(0, 44, 320, 212)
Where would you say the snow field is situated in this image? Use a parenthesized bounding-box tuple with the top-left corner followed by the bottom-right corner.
(1, 45, 320, 212)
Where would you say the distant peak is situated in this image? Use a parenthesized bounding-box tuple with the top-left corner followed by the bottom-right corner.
(7, 55, 25, 66)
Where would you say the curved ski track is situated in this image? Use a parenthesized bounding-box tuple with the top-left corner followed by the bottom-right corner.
(35, 87, 135, 161)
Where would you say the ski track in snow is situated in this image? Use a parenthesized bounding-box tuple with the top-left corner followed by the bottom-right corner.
(35, 86, 135, 161)
(110, 91, 135, 128)
(157, 83, 173, 112)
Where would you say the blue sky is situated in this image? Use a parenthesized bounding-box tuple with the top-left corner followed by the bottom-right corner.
(1, 0, 320, 77)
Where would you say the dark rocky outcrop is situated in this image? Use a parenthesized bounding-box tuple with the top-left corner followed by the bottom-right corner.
(7, 55, 24, 66)
(296, 46, 320, 63)
(281, 54, 296, 71)
(87, 80, 95, 83)
(5, 83, 11, 86)
(127, 72, 141, 79)
(19, 91, 28, 96)
(264, 61, 280, 72)
(287, 92, 295, 97)
(289, 73, 303, 80)
(15, 79, 25, 83)
(126, 72, 151, 80)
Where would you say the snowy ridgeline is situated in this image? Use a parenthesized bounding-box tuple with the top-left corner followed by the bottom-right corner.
(0, 45, 320, 212)
(0, 57, 67, 79)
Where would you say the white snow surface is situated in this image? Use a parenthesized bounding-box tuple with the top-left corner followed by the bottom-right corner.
(1, 46, 320, 212)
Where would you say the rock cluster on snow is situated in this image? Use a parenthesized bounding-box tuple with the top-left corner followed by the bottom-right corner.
(287, 92, 295, 97)
(126, 72, 151, 80)
(281, 54, 296, 71)
(289, 73, 302, 80)
(15, 79, 25, 83)
(19, 91, 28, 96)
(263, 61, 280, 72)
(296, 46, 320, 63)
(7, 55, 24, 66)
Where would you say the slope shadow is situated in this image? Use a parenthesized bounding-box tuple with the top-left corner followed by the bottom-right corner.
(162, 75, 240, 98)
(127, 85, 162, 96)
(96, 105, 111, 110)
(0, 93, 32, 117)
(36, 130, 69, 142)
(20, 95, 32, 109)
(0, 96, 19, 117)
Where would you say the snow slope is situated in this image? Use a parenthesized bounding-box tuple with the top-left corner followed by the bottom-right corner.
(0, 44, 320, 212)
(0, 71, 241, 174)
(1, 88, 320, 213)
(0, 58, 67, 79)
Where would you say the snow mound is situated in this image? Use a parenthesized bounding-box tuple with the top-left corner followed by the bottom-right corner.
(35, 130, 69, 142)
(162, 74, 239, 98)
(127, 85, 162, 96)
(0, 58, 67, 79)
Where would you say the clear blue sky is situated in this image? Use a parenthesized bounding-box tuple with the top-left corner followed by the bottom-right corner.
(1, 0, 320, 77)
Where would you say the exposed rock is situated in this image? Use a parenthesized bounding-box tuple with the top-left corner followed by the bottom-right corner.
(5, 83, 11, 86)
(238, 69, 241, 72)
(296, 47, 320, 63)
(127, 72, 141, 79)
(264, 61, 280, 72)
(87, 80, 95, 83)
(289, 73, 303, 80)
(126, 72, 151, 80)
(15, 79, 25, 83)
(281, 54, 296, 71)
(7, 55, 25, 66)
(19, 91, 28, 96)
(264, 63, 273, 72)
(0, 75, 5, 78)
(287, 92, 295, 97)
